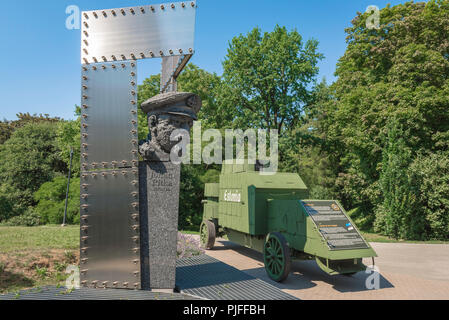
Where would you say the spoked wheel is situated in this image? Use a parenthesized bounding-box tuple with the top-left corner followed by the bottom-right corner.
(200, 220, 216, 250)
(263, 232, 291, 282)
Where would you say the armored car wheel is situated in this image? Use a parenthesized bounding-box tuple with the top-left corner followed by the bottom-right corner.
(200, 220, 216, 250)
(263, 232, 291, 282)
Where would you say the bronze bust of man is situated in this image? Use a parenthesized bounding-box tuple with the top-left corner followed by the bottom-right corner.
(139, 92, 202, 161)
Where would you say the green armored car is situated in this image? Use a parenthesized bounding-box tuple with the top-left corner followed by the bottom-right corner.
(200, 162, 377, 282)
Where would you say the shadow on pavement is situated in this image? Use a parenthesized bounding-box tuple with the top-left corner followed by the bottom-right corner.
(216, 240, 394, 293)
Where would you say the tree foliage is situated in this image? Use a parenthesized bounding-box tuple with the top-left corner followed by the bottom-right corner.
(0, 122, 65, 215)
(222, 25, 323, 131)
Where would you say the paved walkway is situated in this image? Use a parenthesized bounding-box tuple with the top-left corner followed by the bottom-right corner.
(202, 238, 449, 300)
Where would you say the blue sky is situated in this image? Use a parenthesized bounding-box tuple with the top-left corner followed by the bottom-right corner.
(0, 0, 412, 121)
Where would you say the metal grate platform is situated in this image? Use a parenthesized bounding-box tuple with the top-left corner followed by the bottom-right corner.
(0, 286, 200, 300)
(176, 255, 297, 300)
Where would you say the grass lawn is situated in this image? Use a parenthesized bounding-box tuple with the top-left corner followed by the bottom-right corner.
(0, 225, 79, 294)
(360, 231, 449, 244)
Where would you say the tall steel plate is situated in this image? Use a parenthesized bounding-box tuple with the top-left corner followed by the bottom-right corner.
(80, 61, 140, 289)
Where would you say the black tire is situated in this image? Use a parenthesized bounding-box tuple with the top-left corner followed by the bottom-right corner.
(263, 232, 291, 282)
(200, 220, 216, 250)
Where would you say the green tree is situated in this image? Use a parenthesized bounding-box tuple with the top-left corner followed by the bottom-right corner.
(33, 176, 80, 225)
(56, 107, 81, 177)
(222, 25, 323, 131)
(318, 0, 449, 229)
(0, 122, 65, 215)
(375, 119, 418, 239)
(0, 113, 61, 145)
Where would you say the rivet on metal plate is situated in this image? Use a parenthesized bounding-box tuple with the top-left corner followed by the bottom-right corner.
(121, 54, 126, 60)
(132, 236, 139, 243)
(132, 248, 139, 253)
(81, 194, 89, 199)
(169, 49, 174, 55)
(102, 56, 107, 62)
(92, 173, 98, 178)
(121, 8, 125, 15)
(151, 6, 155, 11)
(131, 214, 139, 221)
(83, 48, 89, 55)
(102, 11, 107, 17)
(83, 13, 89, 19)
(82, 123, 88, 129)
(82, 76, 88, 80)
(160, 50, 164, 56)
(92, 66, 97, 70)
(140, 7, 145, 13)
(133, 259, 139, 265)
(83, 40, 88, 46)
(131, 62, 136, 68)
(83, 58, 89, 64)
(82, 67, 87, 71)
(82, 85, 88, 90)
(82, 133, 88, 138)
(161, 4, 165, 10)
(130, 8, 135, 14)
(132, 225, 139, 231)
(111, 10, 116, 16)
(131, 110, 137, 115)
(112, 64, 116, 69)
(171, 4, 175, 9)
(149, 51, 154, 57)
(82, 143, 88, 148)
(123, 282, 129, 287)
(131, 90, 136, 95)
(111, 55, 117, 61)
(191, 2, 195, 7)
(131, 81, 136, 86)
(83, 22, 88, 28)
(83, 31, 88, 37)
(82, 184, 89, 189)
(140, 53, 145, 58)
(182, 2, 186, 8)
(93, 12, 98, 18)
(102, 65, 106, 69)
(131, 72, 136, 76)
(82, 95, 88, 100)
(82, 114, 88, 119)
(93, 57, 98, 63)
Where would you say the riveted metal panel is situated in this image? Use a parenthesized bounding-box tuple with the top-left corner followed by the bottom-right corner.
(80, 61, 138, 170)
(80, 168, 141, 289)
(81, 2, 196, 64)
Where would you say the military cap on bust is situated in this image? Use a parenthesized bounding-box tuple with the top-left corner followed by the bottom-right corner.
(141, 92, 202, 120)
